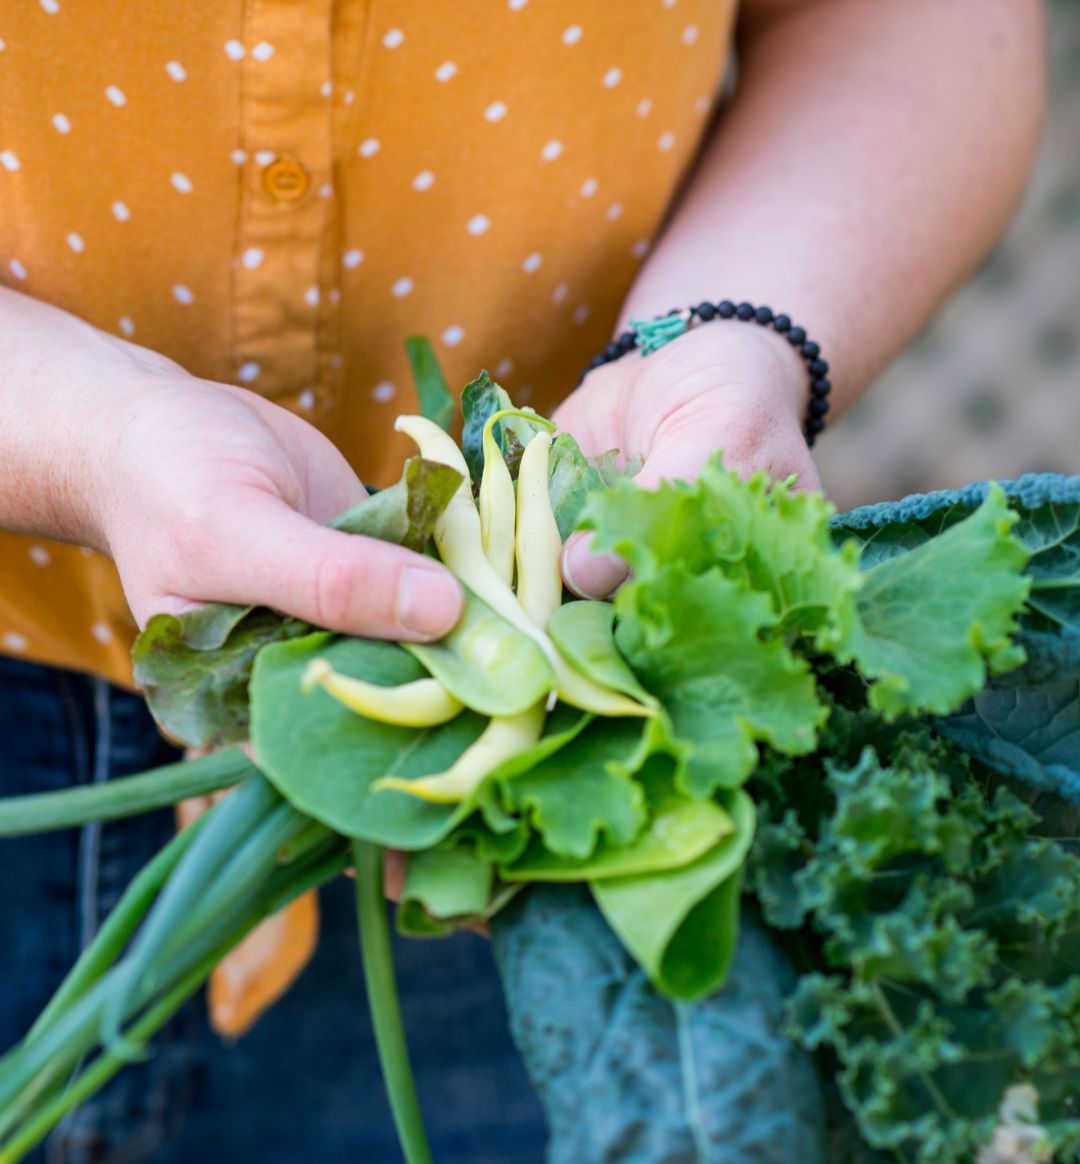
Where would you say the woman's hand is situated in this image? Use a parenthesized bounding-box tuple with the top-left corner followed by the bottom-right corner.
(98, 372, 463, 639)
(556, 322, 819, 599)
(0, 287, 463, 642)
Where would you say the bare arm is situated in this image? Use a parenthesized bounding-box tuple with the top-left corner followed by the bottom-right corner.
(558, 0, 1045, 596)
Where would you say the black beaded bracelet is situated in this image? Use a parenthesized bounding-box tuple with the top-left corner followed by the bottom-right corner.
(579, 300, 831, 447)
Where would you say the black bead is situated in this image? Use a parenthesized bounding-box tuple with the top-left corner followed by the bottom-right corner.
(589, 354, 607, 370)
(808, 397, 831, 418)
(604, 342, 622, 361)
(717, 300, 736, 319)
(808, 358, 829, 378)
(696, 301, 717, 321)
(754, 305, 774, 325)
(800, 341, 820, 360)
(772, 314, 791, 333)
(617, 331, 637, 352)
(805, 416, 826, 435)
(787, 326, 807, 345)
(810, 377, 831, 397)
(736, 301, 755, 321)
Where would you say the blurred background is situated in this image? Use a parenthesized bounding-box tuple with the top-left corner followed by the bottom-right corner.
(816, 0, 1080, 511)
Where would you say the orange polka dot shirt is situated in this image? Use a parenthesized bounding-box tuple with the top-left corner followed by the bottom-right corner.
(0, 0, 736, 688)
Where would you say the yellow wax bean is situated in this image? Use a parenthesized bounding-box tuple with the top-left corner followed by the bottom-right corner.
(479, 414, 516, 587)
(373, 701, 547, 804)
(302, 658, 464, 727)
(514, 432, 563, 628)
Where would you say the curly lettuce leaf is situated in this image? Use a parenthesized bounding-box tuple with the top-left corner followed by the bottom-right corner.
(838, 486, 1030, 718)
(615, 567, 826, 795)
(492, 884, 825, 1164)
(580, 456, 862, 646)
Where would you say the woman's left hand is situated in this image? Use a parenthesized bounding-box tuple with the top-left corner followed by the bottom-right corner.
(555, 321, 821, 599)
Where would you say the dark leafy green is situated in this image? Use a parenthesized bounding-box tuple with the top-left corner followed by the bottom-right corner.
(492, 885, 825, 1164)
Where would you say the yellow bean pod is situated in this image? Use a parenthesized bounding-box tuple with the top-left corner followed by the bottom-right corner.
(302, 658, 464, 727)
(478, 414, 517, 587)
(373, 701, 547, 803)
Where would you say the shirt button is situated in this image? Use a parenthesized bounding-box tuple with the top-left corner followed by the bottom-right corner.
(262, 156, 311, 203)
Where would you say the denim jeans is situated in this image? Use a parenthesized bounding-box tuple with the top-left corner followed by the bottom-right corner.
(0, 655, 546, 1163)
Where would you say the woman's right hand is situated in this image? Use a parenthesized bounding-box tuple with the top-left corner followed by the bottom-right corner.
(0, 287, 462, 642)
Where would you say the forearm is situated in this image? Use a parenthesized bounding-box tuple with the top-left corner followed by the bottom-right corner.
(0, 287, 166, 547)
(621, 0, 1045, 414)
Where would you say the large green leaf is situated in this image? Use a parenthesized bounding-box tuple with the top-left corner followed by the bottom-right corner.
(615, 567, 826, 795)
(840, 487, 1030, 718)
(251, 633, 481, 847)
(492, 884, 824, 1163)
(404, 589, 555, 716)
(592, 788, 756, 999)
(833, 472, 1080, 632)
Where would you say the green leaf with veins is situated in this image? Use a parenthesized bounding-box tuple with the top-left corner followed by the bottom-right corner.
(591, 788, 756, 999)
(405, 335, 455, 433)
(404, 588, 555, 717)
(839, 486, 1031, 718)
(615, 566, 826, 795)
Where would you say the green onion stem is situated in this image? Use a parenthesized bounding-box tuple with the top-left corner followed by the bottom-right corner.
(0, 748, 253, 837)
(353, 839, 433, 1164)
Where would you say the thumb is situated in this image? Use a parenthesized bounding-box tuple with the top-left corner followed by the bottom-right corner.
(154, 495, 463, 641)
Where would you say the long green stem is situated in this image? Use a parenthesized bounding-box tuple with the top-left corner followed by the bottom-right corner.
(0, 748, 253, 837)
(353, 839, 433, 1164)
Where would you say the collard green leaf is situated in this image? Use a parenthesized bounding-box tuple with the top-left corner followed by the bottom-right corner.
(839, 487, 1030, 718)
(460, 371, 512, 482)
(251, 633, 483, 847)
(833, 472, 1080, 632)
(133, 607, 310, 747)
(547, 600, 656, 707)
(405, 335, 455, 432)
(937, 628, 1080, 804)
(546, 432, 604, 540)
(615, 566, 826, 795)
(492, 884, 825, 1164)
(592, 788, 756, 999)
(404, 589, 555, 716)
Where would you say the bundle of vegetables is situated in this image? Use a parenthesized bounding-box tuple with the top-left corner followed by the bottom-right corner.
(0, 348, 1078, 1163)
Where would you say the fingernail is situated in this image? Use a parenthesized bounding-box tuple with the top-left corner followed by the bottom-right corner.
(397, 567, 463, 638)
(563, 535, 628, 599)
